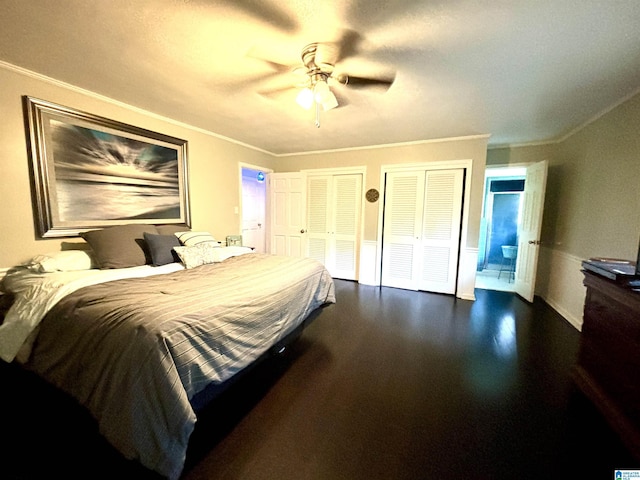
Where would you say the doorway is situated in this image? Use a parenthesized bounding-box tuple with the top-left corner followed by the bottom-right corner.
(476, 167, 526, 292)
(240, 166, 268, 253)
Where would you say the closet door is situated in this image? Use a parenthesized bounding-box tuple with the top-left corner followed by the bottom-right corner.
(419, 169, 464, 294)
(381, 168, 463, 294)
(332, 174, 362, 280)
(306, 174, 362, 280)
(381, 171, 425, 290)
(306, 175, 331, 265)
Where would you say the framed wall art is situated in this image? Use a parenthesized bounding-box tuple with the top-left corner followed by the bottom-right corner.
(23, 96, 190, 238)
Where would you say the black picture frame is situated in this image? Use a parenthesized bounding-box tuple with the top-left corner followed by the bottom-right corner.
(23, 96, 190, 238)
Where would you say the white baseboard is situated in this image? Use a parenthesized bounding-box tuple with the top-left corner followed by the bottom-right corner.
(457, 247, 478, 301)
(358, 240, 379, 286)
(359, 243, 478, 300)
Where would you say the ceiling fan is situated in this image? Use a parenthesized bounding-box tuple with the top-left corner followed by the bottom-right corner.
(256, 33, 396, 127)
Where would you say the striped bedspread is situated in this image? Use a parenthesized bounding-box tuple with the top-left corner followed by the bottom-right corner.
(24, 254, 335, 479)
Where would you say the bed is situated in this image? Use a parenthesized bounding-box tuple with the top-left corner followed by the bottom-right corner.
(0, 225, 335, 479)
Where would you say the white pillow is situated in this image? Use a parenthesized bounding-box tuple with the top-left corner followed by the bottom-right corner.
(173, 243, 221, 269)
(173, 245, 254, 269)
(174, 231, 221, 247)
(24, 250, 95, 273)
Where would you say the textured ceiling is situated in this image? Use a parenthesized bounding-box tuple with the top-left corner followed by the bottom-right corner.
(1, 0, 639, 155)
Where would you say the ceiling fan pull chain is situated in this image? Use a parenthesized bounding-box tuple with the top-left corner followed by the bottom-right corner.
(315, 101, 321, 128)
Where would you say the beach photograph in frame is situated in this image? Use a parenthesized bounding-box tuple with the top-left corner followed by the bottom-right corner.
(23, 96, 190, 238)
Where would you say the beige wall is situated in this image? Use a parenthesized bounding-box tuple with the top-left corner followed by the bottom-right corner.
(488, 92, 640, 263)
(549, 93, 640, 261)
(487, 92, 640, 328)
(274, 136, 489, 248)
(0, 64, 275, 267)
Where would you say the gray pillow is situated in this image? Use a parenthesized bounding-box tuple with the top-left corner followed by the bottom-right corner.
(144, 232, 181, 266)
(81, 224, 158, 269)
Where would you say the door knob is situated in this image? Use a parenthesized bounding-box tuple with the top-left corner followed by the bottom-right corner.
(300, 229, 306, 234)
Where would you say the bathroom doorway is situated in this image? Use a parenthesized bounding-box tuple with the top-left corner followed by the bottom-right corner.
(476, 167, 526, 292)
(240, 165, 269, 253)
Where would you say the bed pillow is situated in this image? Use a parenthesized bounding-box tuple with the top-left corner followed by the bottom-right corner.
(173, 243, 221, 269)
(156, 224, 189, 235)
(81, 224, 158, 269)
(144, 232, 181, 266)
(175, 231, 221, 247)
(23, 250, 96, 273)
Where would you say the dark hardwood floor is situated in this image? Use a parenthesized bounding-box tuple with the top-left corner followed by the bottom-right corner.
(1, 280, 637, 479)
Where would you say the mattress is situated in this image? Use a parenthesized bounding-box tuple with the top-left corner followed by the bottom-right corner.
(4, 253, 335, 479)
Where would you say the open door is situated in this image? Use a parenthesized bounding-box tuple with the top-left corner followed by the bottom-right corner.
(514, 160, 548, 302)
(269, 172, 307, 257)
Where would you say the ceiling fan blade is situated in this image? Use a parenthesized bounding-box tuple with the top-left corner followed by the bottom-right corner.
(334, 73, 395, 90)
(257, 84, 297, 98)
(227, 0, 298, 32)
(334, 29, 363, 63)
(246, 47, 295, 73)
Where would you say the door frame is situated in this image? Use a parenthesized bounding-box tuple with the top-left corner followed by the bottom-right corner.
(376, 159, 473, 295)
(479, 166, 527, 271)
(238, 162, 273, 250)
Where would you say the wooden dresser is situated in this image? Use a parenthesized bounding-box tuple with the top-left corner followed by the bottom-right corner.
(574, 270, 640, 459)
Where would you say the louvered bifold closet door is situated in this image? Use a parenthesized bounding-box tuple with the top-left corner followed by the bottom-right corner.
(306, 174, 362, 280)
(331, 174, 362, 280)
(419, 169, 464, 294)
(381, 171, 425, 290)
(306, 176, 330, 265)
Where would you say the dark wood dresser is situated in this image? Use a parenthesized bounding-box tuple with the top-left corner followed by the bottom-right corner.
(574, 270, 640, 460)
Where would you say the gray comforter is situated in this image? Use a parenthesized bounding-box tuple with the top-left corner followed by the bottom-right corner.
(25, 253, 335, 479)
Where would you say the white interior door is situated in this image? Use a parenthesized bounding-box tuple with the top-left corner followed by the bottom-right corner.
(382, 169, 464, 293)
(515, 160, 548, 302)
(419, 169, 464, 294)
(269, 172, 306, 257)
(331, 174, 362, 280)
(306, 175, 330, 265)
(381, 171, 425, 290)
(307, 174, 362, 280)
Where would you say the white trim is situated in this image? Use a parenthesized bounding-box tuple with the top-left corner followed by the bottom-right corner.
(278, 134, 491, 157)
(358, 241, 379, 286)
(238, 162, 273, 245)
(488, 139, 556, 150)
(535, 246, 586, 331)
(458, 247, 478, 301)
(484, 165, 527, 177)
(301, 165, 367, 175)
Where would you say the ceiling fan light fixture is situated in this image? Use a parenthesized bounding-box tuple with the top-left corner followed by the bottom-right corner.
(313, 79, 330, 102)
(313, 79, 338, 111)
(321, 90, 338, 111)
(296, 87, 314, 110)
